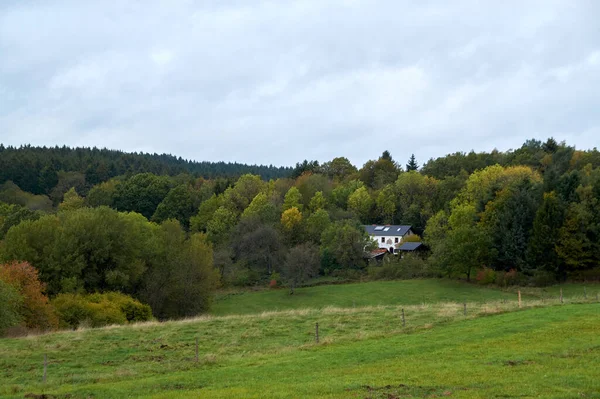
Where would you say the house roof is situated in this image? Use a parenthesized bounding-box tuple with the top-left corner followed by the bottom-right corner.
(364, 225, 412, 237)
(365, 248, 389, 259)
(397, 242, 424, 251)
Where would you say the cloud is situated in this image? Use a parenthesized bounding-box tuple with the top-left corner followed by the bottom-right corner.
(1, 0, 599, 168)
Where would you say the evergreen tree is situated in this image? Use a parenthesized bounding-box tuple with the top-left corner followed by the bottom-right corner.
(406, 154, 419, 171)
(526, 192, 565, 277)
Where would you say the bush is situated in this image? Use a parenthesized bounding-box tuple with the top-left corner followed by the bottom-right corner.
(330, 268, 365, 281)
(52, 292, 153, 329)
(567, 267, 600, 282)
(529, 270, 557, 287)
(367, 255, 440, 281)
(0, 261, 58, 331)
(495, 269, 519, 287)
(0, 279, 23, 335)
(476, 268, 496, 285)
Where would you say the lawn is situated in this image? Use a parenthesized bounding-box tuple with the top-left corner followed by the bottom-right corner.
(211, 279, 556, 316)
(1, 295, 598, 398)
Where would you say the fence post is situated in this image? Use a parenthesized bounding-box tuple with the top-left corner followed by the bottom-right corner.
(518, 291, 522, 308)
(463, 302, 467, 316)
(43, 354, 47, 383)
(315, 323, 319, 343)
(401, 308, 405, 327)
(195, 337, 199, 363)
(560, 288, 563, 304)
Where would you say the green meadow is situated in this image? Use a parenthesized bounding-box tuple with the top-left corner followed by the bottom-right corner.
(211, 279, 593, 315)
(1, 280, 599, 398)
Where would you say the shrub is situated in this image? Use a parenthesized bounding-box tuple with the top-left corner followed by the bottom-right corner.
(567, 267, 600, 282)
(52, 292, 153, 329)
(529, 270, 557, 287)
(495, 269, 519, 287)
(0, 279, 23, 335)
(0, 261, 58, 331)
(367, 255, 440, 281)
(475, 267, 496, 285)
(330, 268, 365, 281)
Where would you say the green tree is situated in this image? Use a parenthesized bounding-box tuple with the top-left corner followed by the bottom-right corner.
(480, 179, 542, 271)
(305, 209, 331, 244)
(190, 194, 221, 232)
(86, 180, 119, 207)
(347, 186, 373, 223)
(526, 192, 565, 278)
(429, 204, 491, 281)
(0, 203, 42, 240)
(320, 220, 371, 271)
(113, 173, 172, 219)
(206, 206, 237, 244)
(232, 218, 283, 276)
(282, 243, 320, 294)
(359, 152, 400, 189)
(152, 185, 195, 228)
(331, 179, 364, 210)
(1, 207, 153, 296)
(0, 279, 22, 335)
(308, 191, 327, 213)
(241, 192, 278, 223)
(221, 174, 266, 214)
(139, 222, 218, 319)
(395, 171, 438, 230)
(59, 187, 85, 211)
(322, 157, 357, 181)
(282, 187, 303, 212)
(375, 185, 396, 224)
(555, 179, 600, 276)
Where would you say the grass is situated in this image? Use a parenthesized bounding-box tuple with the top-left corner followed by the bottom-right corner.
(1, 293, 599, 398)
(212, 279, 541, 316)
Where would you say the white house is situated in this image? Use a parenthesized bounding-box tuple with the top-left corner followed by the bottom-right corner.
(363, 225, 414, 253)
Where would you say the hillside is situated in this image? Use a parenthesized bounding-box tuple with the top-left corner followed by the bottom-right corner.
(0, 299, 597, 398)
(0, 145, 292, 195)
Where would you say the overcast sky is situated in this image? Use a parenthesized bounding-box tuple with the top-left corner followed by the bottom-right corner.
(1, 1, 599, 168)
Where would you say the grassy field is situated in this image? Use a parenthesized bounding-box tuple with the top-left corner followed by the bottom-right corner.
(211, 279, 597, 316)
(1, 292, 598, 398)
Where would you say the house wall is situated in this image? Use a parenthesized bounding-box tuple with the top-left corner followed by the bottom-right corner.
(369, 229, 414, 252)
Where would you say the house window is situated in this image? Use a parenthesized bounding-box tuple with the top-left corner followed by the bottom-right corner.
(381, 237, 385, 243)
(395, 237, 399, 243)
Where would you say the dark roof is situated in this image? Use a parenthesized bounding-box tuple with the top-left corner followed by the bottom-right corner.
(365, 248, 389, 259)
(397, 242, 424, 251)
(364, 225, 412, 237)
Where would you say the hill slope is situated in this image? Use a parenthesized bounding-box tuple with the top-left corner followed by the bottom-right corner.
(1, 299, 598, 398)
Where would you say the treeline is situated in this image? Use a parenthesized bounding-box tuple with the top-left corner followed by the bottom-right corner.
(0, 144, 292, 196)
(1, 138, 600, 334)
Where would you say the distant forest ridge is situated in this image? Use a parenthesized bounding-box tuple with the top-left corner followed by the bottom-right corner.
(0, 144, 293, 195)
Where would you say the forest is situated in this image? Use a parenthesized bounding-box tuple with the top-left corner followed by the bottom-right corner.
(1, 138, 600, 335)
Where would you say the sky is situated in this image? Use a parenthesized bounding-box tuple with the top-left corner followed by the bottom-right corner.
(1, 1, 599, 168)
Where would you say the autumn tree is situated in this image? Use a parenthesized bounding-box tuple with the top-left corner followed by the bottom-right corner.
(0, 261, 58, 330)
